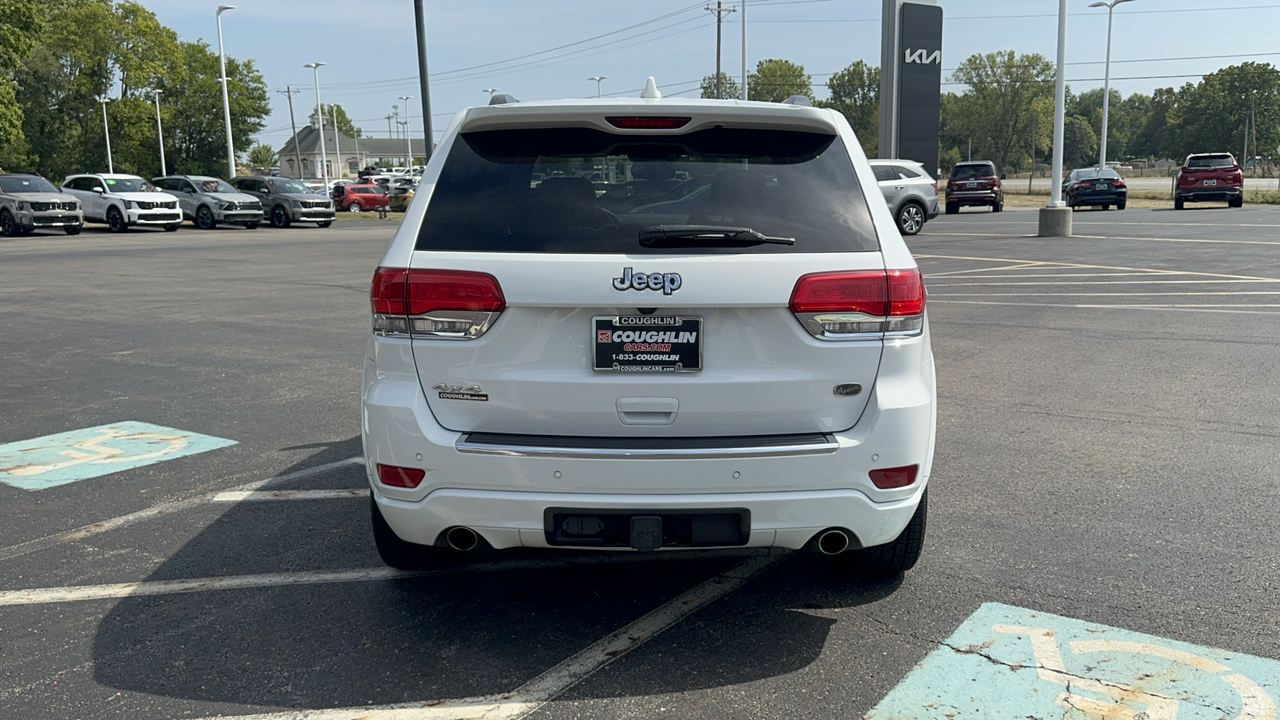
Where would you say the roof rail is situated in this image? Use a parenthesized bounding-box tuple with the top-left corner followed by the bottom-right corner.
(489, 93, 519, 106)
(781, 95, 812, 107)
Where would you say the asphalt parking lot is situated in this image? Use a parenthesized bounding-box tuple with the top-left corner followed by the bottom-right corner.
(1, 207, 1278, 719)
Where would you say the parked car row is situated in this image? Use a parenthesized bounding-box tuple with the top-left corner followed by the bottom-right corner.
(0, 171, 338, 237)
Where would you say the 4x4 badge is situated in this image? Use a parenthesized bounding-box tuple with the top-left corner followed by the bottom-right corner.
(612, 268, 682, 295)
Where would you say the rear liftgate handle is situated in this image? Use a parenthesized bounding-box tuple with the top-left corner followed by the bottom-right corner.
(615, 397, 679, 426)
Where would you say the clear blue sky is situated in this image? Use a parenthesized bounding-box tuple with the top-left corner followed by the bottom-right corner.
(133, 0, 1280, 150)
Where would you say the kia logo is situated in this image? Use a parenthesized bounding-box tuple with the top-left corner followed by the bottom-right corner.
(612, 268, 682, 295)
(904, 49, 941, 65)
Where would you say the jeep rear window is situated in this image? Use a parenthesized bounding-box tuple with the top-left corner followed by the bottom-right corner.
(1186, 155, 1235, 169)
(950, 164, 995, 180)
(416, 127, 879, 254)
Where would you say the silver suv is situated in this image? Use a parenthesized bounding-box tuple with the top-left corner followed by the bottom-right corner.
(0, 174, 84, 236)
(151, 175, 264, 230)
(229, 176, 335, 228)
(868, 159, 939, 236)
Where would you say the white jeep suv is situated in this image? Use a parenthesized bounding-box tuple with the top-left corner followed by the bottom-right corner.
(363, 87, 936, 578)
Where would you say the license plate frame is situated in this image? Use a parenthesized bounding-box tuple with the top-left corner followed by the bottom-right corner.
(593, 315, 703, 373)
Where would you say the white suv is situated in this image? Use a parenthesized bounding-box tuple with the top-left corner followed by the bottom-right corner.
(363, 87, 936, 578)
(61, 174, 183, 233)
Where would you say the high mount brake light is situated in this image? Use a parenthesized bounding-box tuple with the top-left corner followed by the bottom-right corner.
(371, 268, 505, 339)
(606, 116, 691, 129)
(789, 269, 926, 339)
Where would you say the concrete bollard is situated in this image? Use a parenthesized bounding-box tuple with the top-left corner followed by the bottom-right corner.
(1038, 206, 1072, 237)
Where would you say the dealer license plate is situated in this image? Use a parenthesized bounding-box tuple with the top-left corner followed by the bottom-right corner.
(593, 316, 702, 372)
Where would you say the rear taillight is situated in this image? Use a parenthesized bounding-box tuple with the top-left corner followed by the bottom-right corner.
(789, 268, 926, 340)
(371, 268, 505, 339)
(1113, 180, 1126, 188)
(377, 463, 426, 489)
(869, 464, 919, 489)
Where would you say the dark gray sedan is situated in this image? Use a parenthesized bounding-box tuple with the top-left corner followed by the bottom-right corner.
(230, 176, 336, 228)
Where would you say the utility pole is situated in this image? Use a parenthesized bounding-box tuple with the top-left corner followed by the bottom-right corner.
(741, 0, 748, 100)
(386, 114, 393, 139)
(705, 1, 735, 99)
(1029, 112, 1038, 193)
(278, 87, 302, 179)
(331, 105, 342, 179)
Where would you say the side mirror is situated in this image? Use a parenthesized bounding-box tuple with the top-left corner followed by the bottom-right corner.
(92, 186, 105, 194)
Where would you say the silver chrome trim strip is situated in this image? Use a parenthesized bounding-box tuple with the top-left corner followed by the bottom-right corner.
(454, 438, 839, 460)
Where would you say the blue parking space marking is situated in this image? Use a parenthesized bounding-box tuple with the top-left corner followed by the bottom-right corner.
(0, 421, 236, 490)
(866, 603, 1279, 720)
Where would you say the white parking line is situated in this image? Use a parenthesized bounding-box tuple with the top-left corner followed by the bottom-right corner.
(0, 456, 365, 563)
(930, 280, 1280, 286)
(931, 300, 1280, 315)
(916, 254, 1280, 282)
(188, 551, 787, 720)
(210, 489, 370, 502)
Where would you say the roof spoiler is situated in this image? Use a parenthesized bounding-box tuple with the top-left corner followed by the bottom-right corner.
(489, 93, 519, 106)
(781, 95, 812, 107)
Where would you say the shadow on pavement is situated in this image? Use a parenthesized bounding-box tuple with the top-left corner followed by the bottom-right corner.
(90, 443, 907, 710)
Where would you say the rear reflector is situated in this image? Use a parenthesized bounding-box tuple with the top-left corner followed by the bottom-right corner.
(606, 116, 691, 129)
(377, 464, 426, 489)
(869, 465, 919, 489)
(371, 268, 505, 339)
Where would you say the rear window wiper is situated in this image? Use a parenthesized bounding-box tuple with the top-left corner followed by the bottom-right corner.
(638, 224, 796, 247)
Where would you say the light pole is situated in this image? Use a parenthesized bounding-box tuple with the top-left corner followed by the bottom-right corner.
(391, 104, 400, 166)
(399, 95, 413, 167)
(482, 88, 500, 101)
(741, 0, 748, 100)
(99, 98, 113, 173)
(152, 90, 166, 176)
(1038, 0, 1072, 237)
(588, 76, 608, 98)
(1089, 0, 1134, 169)
(330, 105, 342, 180)
(216, 5, 237, 178)
(304, 62, 328, 188)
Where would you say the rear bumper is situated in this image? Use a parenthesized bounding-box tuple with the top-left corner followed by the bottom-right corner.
(361, 324, 936, 552)
(946, 191, 999, 206)
(1178, 187, 1242, 202)
(1069, 191, 1127, 205)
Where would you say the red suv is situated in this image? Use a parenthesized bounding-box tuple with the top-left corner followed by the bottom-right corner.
(338, 183, 390, 213)
(1175, 153, 1243, 209)
(945, 161, 1004, 214)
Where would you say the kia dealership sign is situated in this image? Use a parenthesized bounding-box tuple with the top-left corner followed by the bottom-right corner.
(879, 0, 944, 175)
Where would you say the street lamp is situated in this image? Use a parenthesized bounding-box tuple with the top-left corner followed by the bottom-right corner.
(216, 5, 237, 178)
(1038, 0, 1071, 237)
(304, 62, 328, 188)
(588, 76, 608, 98)
(482, 88, 500, 100)
(1089, 0, 1134, 169)
(399, 95, 413, 167)
(99, 97, 113, 174)
(152, 90, 166, 176)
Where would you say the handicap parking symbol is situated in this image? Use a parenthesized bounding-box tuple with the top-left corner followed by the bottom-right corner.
(866, 603, 1278, 719)
(0, 421, 236, 490)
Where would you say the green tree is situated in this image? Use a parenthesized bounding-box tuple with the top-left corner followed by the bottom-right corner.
(946, 51, 1055, 172)
(162, 40, 269, 177)
(247, 143, 276, 169)
(1131, 87, 1176, 159)
(699, 72, 741, 100)
(0, 0, 45, 168)
(1063, 115, 1098, 169)
(313, 103, 361, 138)
(748, 59, 813, 103)
(818, 60, 879, 156)
(1166, 62, 1280, 166)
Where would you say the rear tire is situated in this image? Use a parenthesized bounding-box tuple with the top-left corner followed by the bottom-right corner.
(347, 201, 362, 213)
(944, 202, 958, 215)
(1117, 201, 1126, 210)
(65, 225, 82, 235)
(1230, 196, 1244, 208)
(270, 205, 291, 228)
(841, 490, 927, 580)
(1102, 204, 1110, 210)
(992, 199, 1003, 213)
(896, 202, 926, 236)
(370, 496, 453, 571)
(0, 209, 16, 237)
(1174, 196, 1185, 210)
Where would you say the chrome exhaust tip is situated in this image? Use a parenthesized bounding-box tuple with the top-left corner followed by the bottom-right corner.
(817, 529, 851, 556)
(445, 526, 479, 552)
